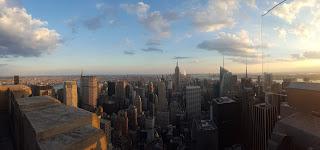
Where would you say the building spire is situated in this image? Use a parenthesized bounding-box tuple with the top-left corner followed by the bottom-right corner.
(246, 56, 248, 78)
(223, 55, 225, 68)
(176, 59, 179, 67)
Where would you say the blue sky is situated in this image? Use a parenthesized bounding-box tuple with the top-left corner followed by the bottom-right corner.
(0, 0, 320, 75)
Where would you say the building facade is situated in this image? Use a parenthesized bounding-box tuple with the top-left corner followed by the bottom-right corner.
(252, 103, 278, 150)
(63, 81, 78, 107)
(185, 86, 201, 120)
(80, 76, 98, 110)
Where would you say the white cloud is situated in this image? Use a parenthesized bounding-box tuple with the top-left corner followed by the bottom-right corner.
(272, 0, 316, 23)
(120, 2, 149, 18)
(191, 0, 238, 32)
(121, 2, 170, 38)
(197, 30, 262, 57)
(141, 47, 163, 52)
(289, 24, 311, 39)
(228, 57, 261, 64)
(278, 51, 320, 62)
(243, 0, 256, 7)
(274, 27, 287, 39)
(0, 0, 61, 57)
(311, 5, 320, 28)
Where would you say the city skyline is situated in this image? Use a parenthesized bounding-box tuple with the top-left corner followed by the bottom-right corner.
(1, 0, 320, 76)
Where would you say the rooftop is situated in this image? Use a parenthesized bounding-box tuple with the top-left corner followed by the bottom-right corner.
(197, 120, 217, 131)
(0, 86, 107, 150)
(269, 112, 320, 149)
(214, 97, 236, 104)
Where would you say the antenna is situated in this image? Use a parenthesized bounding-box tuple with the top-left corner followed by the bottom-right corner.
(223, 55, 225, 68)
(246, 56, 248, 78)
(261, 15, 264, 75)
(260, 0, 288, 75)
(176, 59, 179, 67)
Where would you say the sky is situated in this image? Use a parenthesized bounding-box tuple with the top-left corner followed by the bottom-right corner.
(0, 0, 320, 76)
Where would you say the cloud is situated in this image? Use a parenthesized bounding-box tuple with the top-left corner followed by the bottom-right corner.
(191, 0, 238, 32)
(123, 50, 135, 55)
(0, 64, 8, 67)
(303, 51, 320, 59)
(146, 38, 161, 46)
(83, 16, 104, 31)
(243, 0, 256, 7)
(141, 11, 170, 38)
(290, 24, 311, 39)
(176, 33, 192, 42)
(197, 30, 262, 58)
(278, 51, 320, 62)
(65, 18, 79, 34)
(72, 3, 119, 32)
(0, 0, 61, 57)
(120, 2, 149, 17)
(163, 11, 181, 21)
(173, 56, 192, 59)
(274, 27, 287, 39)
(96, 3, 117, 17)
(272, 0, 316, 23)
(228, 57, 261, 64)
(141, 47, 163, 52)
(274, 24, 312, 40)
(190, 59, 200, 63)
(121, 2, 170, 38)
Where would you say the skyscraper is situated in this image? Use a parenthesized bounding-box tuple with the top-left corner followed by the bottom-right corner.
(128, 105, 138, 130)
(252, 103, 278, 150)
(13, 75, 19, 85)
(185, 86, 201, 120)
(240, 87, 255, 149)
(107, 81, 116, 96)
(264, 73, 273, 92)
(219, 67, 233, 97)
(156, 81, 170, 127)
(174, 60, 180, 91)
(115, 80, 127, 108)
(157, 81, 168, 111)
(80, 76, 98, 111)
(63, 81, 78, 107)
(212, 97, 241, 149)
(134, 95, 142, 116)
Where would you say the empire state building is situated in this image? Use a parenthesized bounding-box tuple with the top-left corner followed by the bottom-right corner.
(174, 60, 180, 91)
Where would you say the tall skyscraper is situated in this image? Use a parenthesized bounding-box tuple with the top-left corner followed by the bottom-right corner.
(185, 86, 201, 120)
(219, 67, 233, 97)
(80, 76, 98, 110)
(264, 73, 273, 92)
(116, 110, 128, 136)
(252, 103, 278, 150)
(157, 81, 168, 111)
(115, 80, 127, 108)
(212, 97, 241, 149)
(63, 81, 78, 107)
(174, 60, 180, 91)
(107, 81, 116, 96)
(13, 75, 19, 85)
(156, 81, 169, 127)
(240, 87, 255, 149)
(134, 95, 142, 116)
(128, 105, 138, 130)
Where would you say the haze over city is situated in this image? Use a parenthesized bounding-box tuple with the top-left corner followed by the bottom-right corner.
(1, 0, 320, 75)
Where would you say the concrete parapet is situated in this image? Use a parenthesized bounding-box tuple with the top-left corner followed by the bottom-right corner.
(10, 95, 107, 150)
